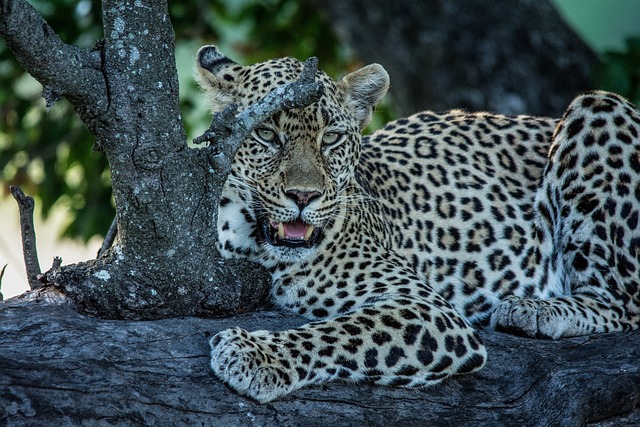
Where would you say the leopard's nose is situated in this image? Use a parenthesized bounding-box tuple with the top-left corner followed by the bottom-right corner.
(285, 189, 322, 208)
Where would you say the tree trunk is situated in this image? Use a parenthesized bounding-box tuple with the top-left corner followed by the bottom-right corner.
(1, 301, 639, 426)
(0, 0, 270, 319)
(313, 0, 599, 117)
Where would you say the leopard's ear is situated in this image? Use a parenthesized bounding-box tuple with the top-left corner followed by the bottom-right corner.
(195, 45, 242, 113)
(339, 64, 390, 129)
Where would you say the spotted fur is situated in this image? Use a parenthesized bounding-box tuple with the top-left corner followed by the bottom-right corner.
(195, 45, 640, 402)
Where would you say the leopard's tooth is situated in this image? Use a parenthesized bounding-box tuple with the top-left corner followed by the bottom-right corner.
(278, 222, 285, 239)
(304, 225, 315, 240)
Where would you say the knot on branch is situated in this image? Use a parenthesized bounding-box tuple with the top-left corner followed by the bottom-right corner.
(192, 104, 237, 147)
(42, 85, 64, 109)
(133, 143, 165, 170)
(37, 256, 63, 287)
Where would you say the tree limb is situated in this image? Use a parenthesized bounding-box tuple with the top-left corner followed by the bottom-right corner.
(8, 186, 41, 290)
(0, 302, 638, 426)
(0, 0, 107, 115)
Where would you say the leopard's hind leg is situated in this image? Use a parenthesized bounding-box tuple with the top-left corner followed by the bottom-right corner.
(492, 91, 640, 338)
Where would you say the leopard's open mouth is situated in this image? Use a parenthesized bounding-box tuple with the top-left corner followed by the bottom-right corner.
(259, 217, 323, 248)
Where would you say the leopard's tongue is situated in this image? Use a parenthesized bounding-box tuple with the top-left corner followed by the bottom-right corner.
(274, 220, 315, 240)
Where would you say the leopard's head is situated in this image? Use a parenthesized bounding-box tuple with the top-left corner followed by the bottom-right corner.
(196, 45, 389, 264)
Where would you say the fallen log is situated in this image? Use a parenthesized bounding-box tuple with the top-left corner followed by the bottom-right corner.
(1, 300, 639, 426)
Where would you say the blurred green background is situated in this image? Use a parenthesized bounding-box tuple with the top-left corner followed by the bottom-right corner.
(0, 0, 639, 243)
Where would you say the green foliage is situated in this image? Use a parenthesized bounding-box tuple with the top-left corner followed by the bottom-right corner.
(1, 0, 394, 241)
(592, 37, 640, 106)
(0, 0, 110, 242)
(173, 0, 395, 137)
(174, 0, 362, 140)
(206, 0, 349, 74)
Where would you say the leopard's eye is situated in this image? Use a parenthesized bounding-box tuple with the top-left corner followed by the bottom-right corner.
(322, 131, 343, 149)
(255, 128, 277, 143)
(253, 128, 281, 149)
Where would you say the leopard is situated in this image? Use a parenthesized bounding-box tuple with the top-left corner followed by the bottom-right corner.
(195, 44, 640, 403)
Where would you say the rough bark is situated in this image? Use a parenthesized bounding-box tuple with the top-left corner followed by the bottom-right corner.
(313, 0, 599, 117)
(1, 301, 639, 426)
(0, 0, 326, 319)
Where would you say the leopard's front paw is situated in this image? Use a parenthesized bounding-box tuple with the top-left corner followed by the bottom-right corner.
(209, 327, 298, 403)
(490, 296, 567, 339)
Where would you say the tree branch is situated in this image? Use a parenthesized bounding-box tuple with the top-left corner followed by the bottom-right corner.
(0, 303, 638, 426)
(0, 0, 107, 115)
(9, 186, 41, 290)
(0, 264, 7, 301)
(97, 217, 118, 258)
